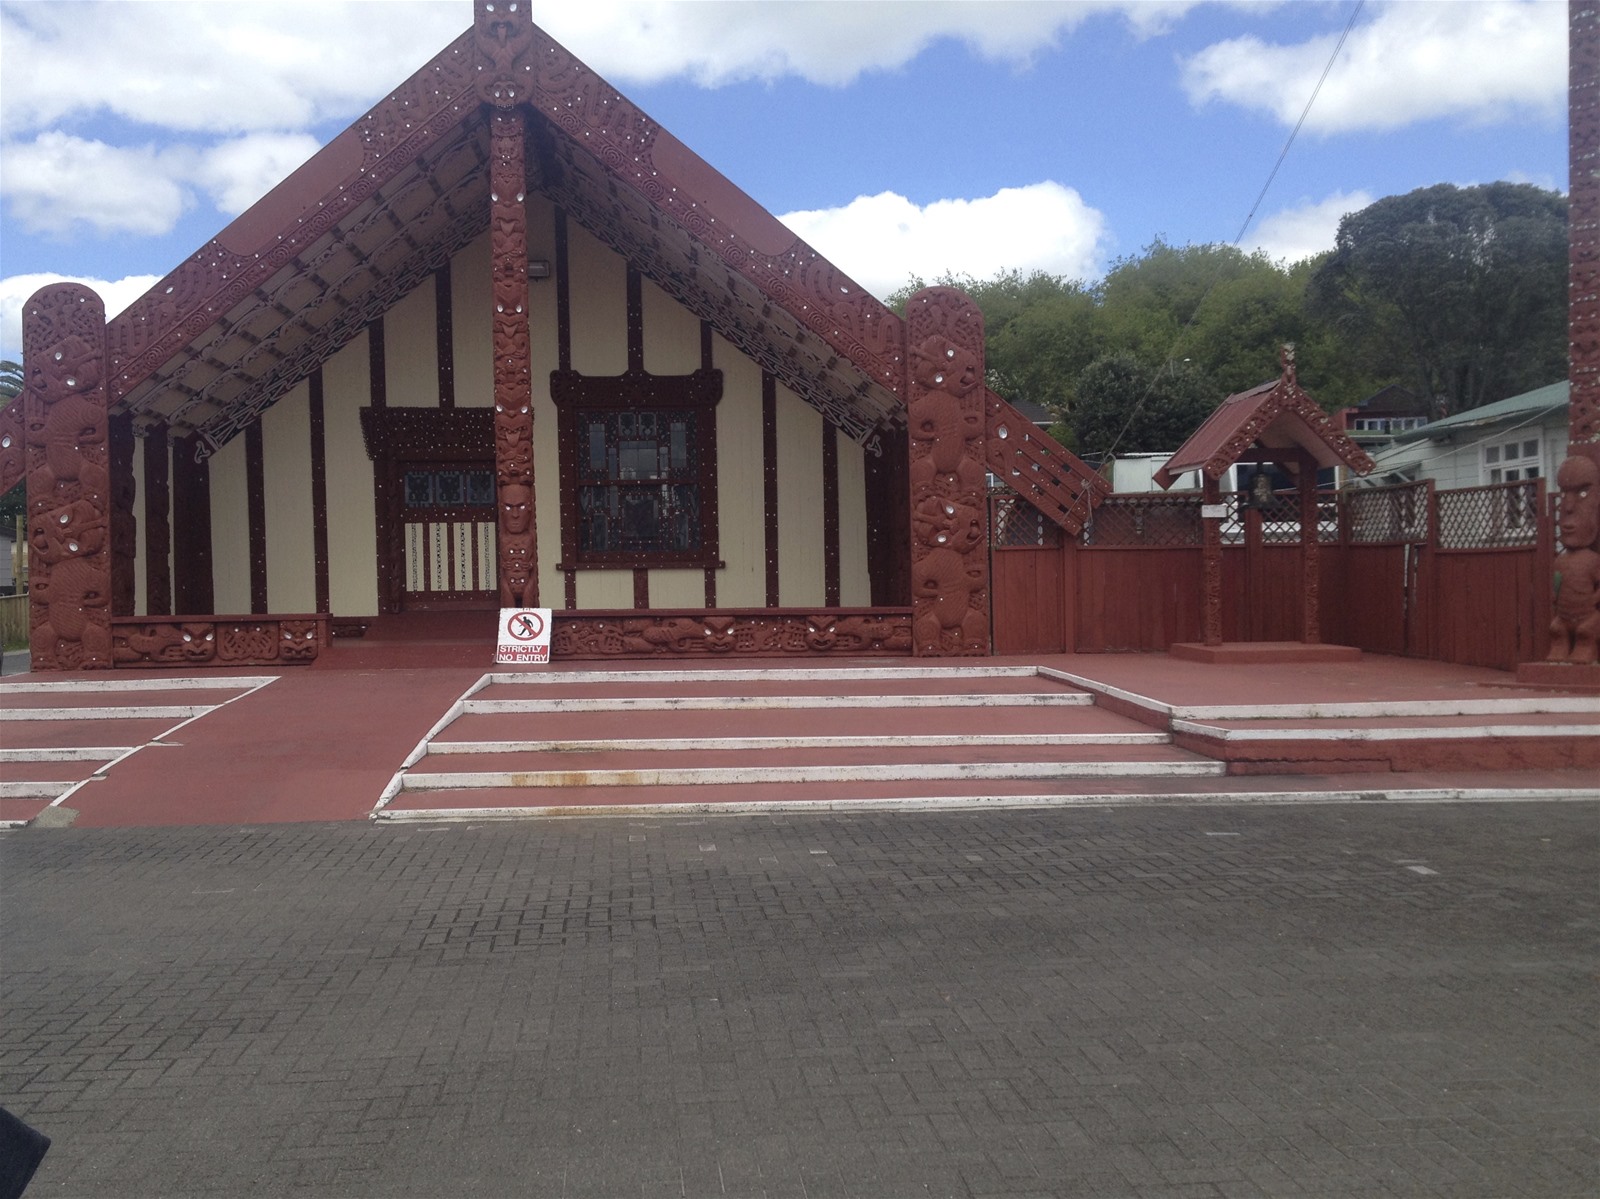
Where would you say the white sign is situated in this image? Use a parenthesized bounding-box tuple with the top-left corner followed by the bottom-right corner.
(496, 608, 552, 665)
(1201, 504, 1227, 520)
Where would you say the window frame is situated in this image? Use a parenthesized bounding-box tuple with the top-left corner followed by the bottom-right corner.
(550, 367, 723, 571)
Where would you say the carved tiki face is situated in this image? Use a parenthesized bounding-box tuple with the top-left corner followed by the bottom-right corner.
(499, 483, 533, 534)
(1556, 455, 1600, 553)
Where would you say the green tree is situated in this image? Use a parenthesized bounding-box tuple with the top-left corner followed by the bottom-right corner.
(1309, 182, 1567, 415)
(1072, 353, 1217, 459)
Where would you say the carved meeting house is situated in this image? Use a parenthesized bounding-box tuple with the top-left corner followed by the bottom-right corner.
(1, 0, 1108, 671)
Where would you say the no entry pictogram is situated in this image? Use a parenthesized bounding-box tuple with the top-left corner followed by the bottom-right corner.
(505, 610, 545, 641)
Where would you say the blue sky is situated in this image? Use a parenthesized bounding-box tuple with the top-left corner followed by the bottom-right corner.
(0, 0, 1569, 363)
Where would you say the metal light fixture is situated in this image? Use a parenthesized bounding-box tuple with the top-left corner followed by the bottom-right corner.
(527, 258, 552, 281)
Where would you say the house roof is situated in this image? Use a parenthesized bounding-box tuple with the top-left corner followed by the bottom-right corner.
(1388, 381, 1569, 444)
(94, 4, 908, 457)
(1155, 356, 1375, 488)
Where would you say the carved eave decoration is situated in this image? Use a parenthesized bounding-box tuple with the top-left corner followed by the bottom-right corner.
(1155, 357, 1375, 489)
(94, 5, 905, 463)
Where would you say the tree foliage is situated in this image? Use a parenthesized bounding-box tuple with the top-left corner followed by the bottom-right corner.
(1309, 182, 1567, 416)
(1072, 354, 1217, 459)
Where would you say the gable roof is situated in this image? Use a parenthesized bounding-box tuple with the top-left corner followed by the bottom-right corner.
(97, 5, 907, 457)
(1155, 356, 1375, 488)
(1388, 381, 1568, 444)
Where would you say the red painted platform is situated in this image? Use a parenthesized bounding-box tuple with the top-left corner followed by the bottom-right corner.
(1, 645, 1595, 828)
(1169, 641, 1363, 665)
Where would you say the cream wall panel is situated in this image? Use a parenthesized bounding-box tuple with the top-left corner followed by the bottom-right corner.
(567, 223, 627, 375)
(323, 331, 379, 615)
(649, 570, 704, 608)
(132, 437, 148, 614)
(384, 283, 438, 408)
(641, 278, 701, 373)
(775, 384, 825, 608)
(712, 341, 765, 608)
(263, 382, 315, 612)
(528, 196, 565, 605)
(575, 570, 632, 608)
(451, 234, 493, 408)
(837, 438, 870, 606)
(208, 437, 250, 613)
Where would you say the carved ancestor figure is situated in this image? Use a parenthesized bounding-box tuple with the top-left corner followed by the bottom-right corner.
(1548, 454, 1600, 664)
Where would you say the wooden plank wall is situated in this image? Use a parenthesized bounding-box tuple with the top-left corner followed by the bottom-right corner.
(992, 532, 1550, 668)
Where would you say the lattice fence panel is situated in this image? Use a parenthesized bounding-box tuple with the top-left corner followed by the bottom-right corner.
(990, 490, 1063, 548)
(1081, 494, 1204, 547)
(1437, 481, 1541, 548)
(1344, 482, 1430, 544)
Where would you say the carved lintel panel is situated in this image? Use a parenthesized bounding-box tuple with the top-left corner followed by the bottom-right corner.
(22, 284, 113, 671)
(110, 614, 327, 668)
(551, 609, 913, 659)
(905, 288, 989, 656)
(490, 109, 537, 607)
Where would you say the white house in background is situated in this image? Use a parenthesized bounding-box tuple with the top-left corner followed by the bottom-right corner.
(1364, 381, 1570, 489)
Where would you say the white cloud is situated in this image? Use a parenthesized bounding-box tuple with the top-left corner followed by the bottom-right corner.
(535, 1, 1204, 88)
(1247, 190, 1372, 264)
(0, 273, 162, 364)
(193, 133, 324, 215)
(780, 182, 1110, 300)
(1181, 0, 1563, 133)
(0, 1, 466, 137)
(0, 134, 195, 237)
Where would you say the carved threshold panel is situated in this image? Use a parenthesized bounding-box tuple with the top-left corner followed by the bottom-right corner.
(111, 615, 330, 667)
(553, 609, 912, 658)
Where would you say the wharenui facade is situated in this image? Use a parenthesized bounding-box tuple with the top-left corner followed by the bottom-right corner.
(1, 0, 1106, 671)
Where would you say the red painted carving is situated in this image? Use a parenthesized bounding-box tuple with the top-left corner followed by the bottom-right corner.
(551, 609, 912, 658)
(475, 0, 536, 107)
(905, 288, 989, 656)
(1572, 1, 1600, 446)
(984, 392, 1109, 535)
(1548, 454, 1600, 663)
(0, 403, 22, 496)
(110, 614, 326, 667)
(490, 110, 537, 607)
(109, 413, 136, 616)
(22, 284, 113, 671)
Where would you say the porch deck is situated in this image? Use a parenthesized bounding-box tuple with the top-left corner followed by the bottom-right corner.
(1, 638, 1595, 829)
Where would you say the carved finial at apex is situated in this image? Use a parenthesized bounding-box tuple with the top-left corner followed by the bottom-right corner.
(1279, 343, 1297, 387)
(474, 0, 536, 108)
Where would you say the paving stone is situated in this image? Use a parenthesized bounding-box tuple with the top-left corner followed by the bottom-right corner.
(1, 801, 1596, 1197)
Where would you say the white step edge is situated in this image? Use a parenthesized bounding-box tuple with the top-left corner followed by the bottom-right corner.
(0, 676, 278, 694)
(0, 705, 214, 721)
(1036, 666, 1600, 721)
(1173, 720, 1600, 742)
(484, 666, 1041, 685)
(461, 692, 1093, 715)
(374, 788, 1600, 821)
(399, 760, 1226, 791)
(0, 781, 75, 799)
(0, 746, 135, 762)
(425, 732, 1173, 754)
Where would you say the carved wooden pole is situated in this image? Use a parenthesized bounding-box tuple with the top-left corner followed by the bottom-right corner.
(1299, 451, 1321, 643)
(476, 0, 538, 608)
(1201, 475, 1224, 647)
(21, 284, 113, 670)
(905, 287, 990, 656)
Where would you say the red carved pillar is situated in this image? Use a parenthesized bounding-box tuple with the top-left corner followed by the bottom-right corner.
(1202, 476, 1224, 647)
(109, 411, 137, 616)
(476, 0, 537, 608)
(1537, 3, 1600, 669)
(905, 287, 990, 656)
(21, 283, 113, 670)
(1299, 455, 1321, 644)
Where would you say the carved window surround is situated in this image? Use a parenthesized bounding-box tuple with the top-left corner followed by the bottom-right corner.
(551, 367, 723, 571)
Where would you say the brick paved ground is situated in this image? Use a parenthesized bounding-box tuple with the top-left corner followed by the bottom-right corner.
(2, 802, 1595, 1198)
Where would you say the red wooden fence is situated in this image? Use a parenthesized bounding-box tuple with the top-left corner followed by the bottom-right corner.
(990, 479, 1552, 670)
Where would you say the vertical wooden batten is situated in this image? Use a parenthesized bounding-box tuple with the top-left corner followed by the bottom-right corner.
(142, 424, 172, 615)
(245, 422, 267, 613)
(762, 371, 779, 608)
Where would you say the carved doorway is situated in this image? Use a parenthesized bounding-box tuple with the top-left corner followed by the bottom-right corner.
(395, 461, 498, 610)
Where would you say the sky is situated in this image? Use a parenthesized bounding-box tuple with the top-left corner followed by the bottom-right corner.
(0, 0, 1569, 364)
